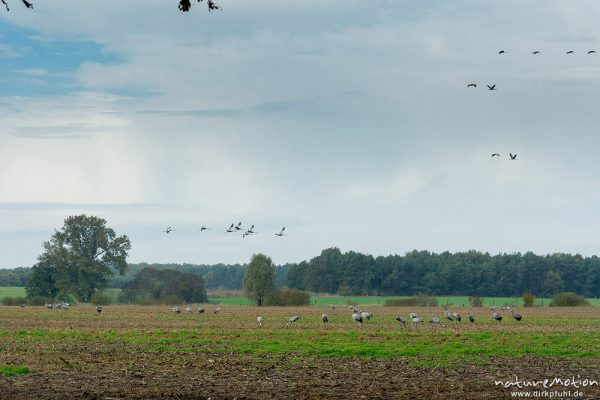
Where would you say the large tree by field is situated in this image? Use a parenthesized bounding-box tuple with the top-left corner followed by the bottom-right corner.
(243, 254, 277, 306)
(26, 215, 131, 302)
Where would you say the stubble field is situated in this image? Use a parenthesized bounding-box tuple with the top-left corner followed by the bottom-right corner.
(1, 305, 599, 399)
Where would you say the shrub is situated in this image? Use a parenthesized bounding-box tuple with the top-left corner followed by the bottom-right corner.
(522, 292, 535, 307)
(280, 288, 310, 306)
(26, 296, 50, 306)
(262, 288, 310, 306)
(61, 293, 78, 304)
(162, 294, 183, 305)
(549, 292, 590, 307)
(91, 291, 113, 306)
(1, 296, 26, 306)
(469, 296, 484, 307)
(384, 294, 438, 307)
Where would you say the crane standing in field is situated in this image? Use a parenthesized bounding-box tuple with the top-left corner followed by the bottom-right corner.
(286, 315, 300, 326)
(257, 316, 264, 327)
(321, 313, 329, 323)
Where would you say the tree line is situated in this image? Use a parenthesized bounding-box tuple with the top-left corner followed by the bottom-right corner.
(284, 248, 600, 297)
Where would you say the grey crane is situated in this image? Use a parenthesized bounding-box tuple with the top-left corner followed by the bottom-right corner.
(468, 312, 475, 323)
(275, 227, 286, 237)
(491, 153, 500, 157)
(510, 153, 517, 160)
(257, 316, 264, 327)
(492, 312, 503, 322)
(361, 311, 373, 320)
(329, 304, 336, 310)
(589, 50, 596, 54)
(487, 84, 497, 91)
(498, 50, 506, 54)
(352, 313, 363, 323)
(199, 226, 209, 231)
(349, 305, 359, 313)
(444, 307, 454, 322)
(226, 223, 235, 233)
(566, 50, 574, 54)
(214, 306, 221, 315)
(452, 312, 462, 322)
(197, 307, 205, 314)
(173, 306, 181, 314)
(532, 51, 540, 54)
(321, 313, 329, 323)
(287, 315, 301, 326)
(429, 317, 442, 325)
(185, 306, 192, 313)
(163, 226, 175, 234)
(96, 305, 102, 314)
(411, 315, 423, 325)
(396, 316, 407, 327)
(235, 221, 243, 231)
(467, 83, 477, 88)
(511, 310, 522, 321)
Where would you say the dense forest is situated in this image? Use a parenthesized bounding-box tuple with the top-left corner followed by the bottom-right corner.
(284, 248, 600, 297)
(3, 249, 600, 298)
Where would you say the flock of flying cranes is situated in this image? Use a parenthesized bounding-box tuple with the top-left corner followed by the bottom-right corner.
(467, 48, 597, 91)
(162, 223, 286, 238)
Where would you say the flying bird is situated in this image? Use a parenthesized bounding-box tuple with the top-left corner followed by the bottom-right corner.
(235, 222, 242, 231)
(275, 227, 286, 237)
(467, 83, 477, 88)
(491, 153, 500, 157)
(1, 0, 9, 11)
(21, 0, 33, 9)
(199, 226, 209, 231)
(589, 50, 596, 54)
(487, 84, 497, 91)
(498, 50, 506, 54)
(226, 223, 235, 233)
(510, 153, 517, 160)
(566, 50, 574, 54)
(532, 51, 540, 54)
(247, 225, 255, 234)
(163, 227, 175, 234)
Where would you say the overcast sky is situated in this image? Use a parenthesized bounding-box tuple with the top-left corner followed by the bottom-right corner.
(1, 0, 600, 268)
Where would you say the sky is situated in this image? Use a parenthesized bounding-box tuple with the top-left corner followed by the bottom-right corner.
(1, 0, 600, 268)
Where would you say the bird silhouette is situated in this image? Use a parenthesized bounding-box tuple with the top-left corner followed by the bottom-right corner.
(589, 50, 596, 54)
(207, 0, 221, 12)
(1, 0, 9, 11)
(491, 153, 500, 157)
(487, 84, 497, 91)
(199, 226, 209, 231)
(226, 223, 235, 233)
(248, 225, 255, 234)
(510, 153, 517, 160)
(566, 50, 574, 54)
(163, 227, 175, 234)
(235, 222, 242, 231)
(467, 83, 477, 88)
(498, 50, 506, 54)
(532, 51, 540, 54)
(21, 0, 33, 9)
(275, 227, 286, 237)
